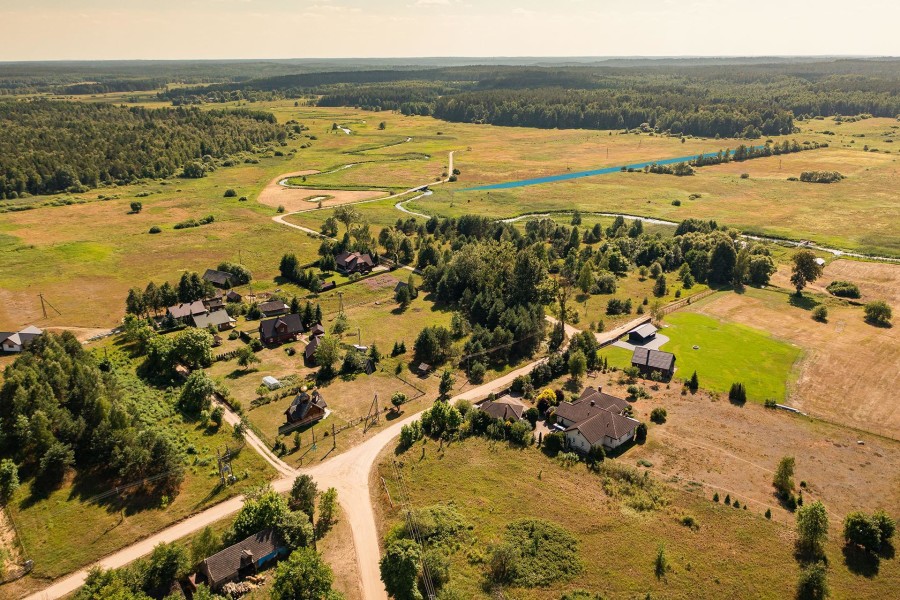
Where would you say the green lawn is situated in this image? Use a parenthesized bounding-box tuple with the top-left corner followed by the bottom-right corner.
(660, 311, 802, 401)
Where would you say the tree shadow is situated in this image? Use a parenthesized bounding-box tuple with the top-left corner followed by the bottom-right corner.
(788, 294, 818, 311)
(864, 318, 893, 329)
(842, 544, 880, 577)
(226, 368, 255, 380)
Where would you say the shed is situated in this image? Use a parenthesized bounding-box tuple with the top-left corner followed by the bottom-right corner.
(628, 323, 658, 344)
(631, 347, 676, 378)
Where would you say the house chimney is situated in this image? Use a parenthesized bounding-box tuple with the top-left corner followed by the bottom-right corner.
(590, 400, 595, 407)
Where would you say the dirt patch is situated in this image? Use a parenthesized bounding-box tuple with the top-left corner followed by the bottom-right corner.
(771, 259, 900, 305)
(693, 289, 900, 438)
(362, 274, 400, 291)
(257, 173, 387, 213)
(609, 377, 900, 521)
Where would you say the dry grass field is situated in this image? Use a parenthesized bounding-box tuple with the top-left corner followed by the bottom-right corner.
(691, 286, 900, 439)
(373, 417, 900, 599)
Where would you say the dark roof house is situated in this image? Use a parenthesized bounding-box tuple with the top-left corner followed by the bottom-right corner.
(284, 390, 327, 425)
(335, 251, 375, 274)
(305, 334, 323, 363)
(167, 301, 208, 320)
(480, 399, 525, 422)
(556, 386, 639, 451)
(310, 323, 326, 337)
(198, 529, 286, 591)
(225, 290, 243, 303)
(631, 347, 676, 378)
(203, 269, 236, 288)
(259, 301, 290, 317)
(259, 314, 303, 345)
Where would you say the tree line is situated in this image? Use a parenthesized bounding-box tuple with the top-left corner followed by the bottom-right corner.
(0, 100, 285, 198)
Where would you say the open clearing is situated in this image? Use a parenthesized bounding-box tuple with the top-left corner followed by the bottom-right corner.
(692, 287, 900, 438)
(770, 258, 900, 306)
(375, 427, 900, 599)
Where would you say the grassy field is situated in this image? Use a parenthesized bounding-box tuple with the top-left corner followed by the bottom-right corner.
(374, 435, 900, 599)
(659, 310, 803, 402)
(2, 104, 898, 332)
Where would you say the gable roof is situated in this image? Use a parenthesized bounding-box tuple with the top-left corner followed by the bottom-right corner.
(285, 390, 327, 422)
(193, 310, 235, 329)
(480, 399, 524, 421)
(203, 269, 235, 287)
(631, 347, 676, 371)
(557, 388, 630, 423)
(259, 314, 303, 339)
(259, 300, 289, 314)
(336, 251, 374, 269)
(168, 301, 207, 319)
(566, 409, 640, 446)
(225, 290, 242, 302)
(305, 334, 323, 359)
(201, 528, 281, 586)
(630, 323, 658, 339)
(310, 323, 326, 336)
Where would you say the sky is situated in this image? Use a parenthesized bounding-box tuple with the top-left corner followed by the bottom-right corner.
(1, 0, 898, 61)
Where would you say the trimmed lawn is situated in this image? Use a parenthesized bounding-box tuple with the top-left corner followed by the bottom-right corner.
(660, 311, 802, 401)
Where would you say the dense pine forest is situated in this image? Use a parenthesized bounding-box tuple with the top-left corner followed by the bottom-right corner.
(0, 100, 285, 197)
(161, 60, 900, 138)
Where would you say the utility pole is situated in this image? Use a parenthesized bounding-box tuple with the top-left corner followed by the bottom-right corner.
(338, 291, 344, 316)
(38, 293, 62, 318)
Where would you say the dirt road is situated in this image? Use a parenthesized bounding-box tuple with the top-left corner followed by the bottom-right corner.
(23, 316, 551, 600)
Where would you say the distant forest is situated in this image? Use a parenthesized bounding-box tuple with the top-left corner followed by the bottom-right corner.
(160, 60, 900, 138)
(0, 100, 285, 197)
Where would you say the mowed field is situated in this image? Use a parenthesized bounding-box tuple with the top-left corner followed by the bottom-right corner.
(692, 284, 900, 439)
(660, 311, 803, 402)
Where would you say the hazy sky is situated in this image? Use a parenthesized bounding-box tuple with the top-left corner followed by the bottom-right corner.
(1, 0, 898, 61)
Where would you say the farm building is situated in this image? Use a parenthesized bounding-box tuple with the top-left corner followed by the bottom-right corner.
(479, 398, 525, 422)
(335, 251, 375, 274)
(305, 334, 324, 364)
(225, 290, 242, 303)
(556, 387, 639, 452)
(628, 323, 657, 344)
(193, 310, 236, 331)
(259, 314, 303, 345)
(196, 529, 286, 591)
(284, 390, 327, 426)
(204, 295, 225, 312)
(166, 301, 207, 322)
(0, 325, 43, 353)
(259, 300, 290, 318)
(202, 269, 236, 288)
(631, 347, 676, 378)
(309, 323, 326, 337)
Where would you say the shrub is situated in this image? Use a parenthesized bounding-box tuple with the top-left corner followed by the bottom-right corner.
(713, 492, 719, 503)
(825, 280, 860, 298)
(499, 519, 583, 587)
(800, 171, 843, 184)
(148, 225, 162, 234)
(635, 422, 647, 443)
(681, 515, 699, 530)
(796, 563, 828, 600)
(671, 199, 681, 206)
(277, 205, 285, 214)
(740, 173, 750, 179)
(863, 300, 892, 326)
(728, 382, 747, 403)
(130, 201, 143, 213)
(223, 189, 237, 198)
(811, 305, 828, 322)
(650, 407, 667, 424)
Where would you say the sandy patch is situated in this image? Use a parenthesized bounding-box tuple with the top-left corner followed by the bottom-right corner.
(771, 259, 900, 305)
(257, 173, 387, 213)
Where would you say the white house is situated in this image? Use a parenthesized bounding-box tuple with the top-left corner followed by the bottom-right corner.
(1, 326, 43, 353)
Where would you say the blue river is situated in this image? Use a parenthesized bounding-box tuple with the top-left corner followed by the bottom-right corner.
(460, 147, 765, 192)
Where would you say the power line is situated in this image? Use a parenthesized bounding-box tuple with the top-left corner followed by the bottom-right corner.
(391, 459, 436, 600)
